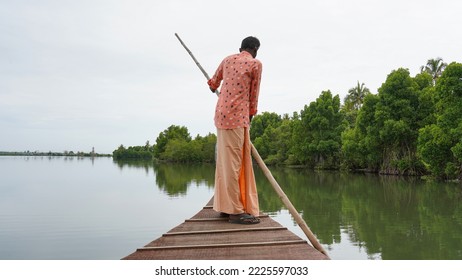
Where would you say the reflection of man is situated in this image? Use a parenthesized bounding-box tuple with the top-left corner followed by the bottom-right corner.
(207, 36, 262, 224)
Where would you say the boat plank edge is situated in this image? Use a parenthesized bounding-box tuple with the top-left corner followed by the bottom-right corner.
(137, 240, 307, 251)
(163, 226, 287, 236)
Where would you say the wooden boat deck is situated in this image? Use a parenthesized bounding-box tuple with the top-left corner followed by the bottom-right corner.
(123, 198, 329, 260)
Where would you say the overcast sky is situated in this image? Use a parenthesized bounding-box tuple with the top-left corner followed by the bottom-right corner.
(1, 0, 460, 154)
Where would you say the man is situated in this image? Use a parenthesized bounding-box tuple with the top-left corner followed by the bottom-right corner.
(207, 36, 262, 224)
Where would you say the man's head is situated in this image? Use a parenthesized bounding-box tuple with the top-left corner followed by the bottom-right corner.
(240, 36, 260, 58)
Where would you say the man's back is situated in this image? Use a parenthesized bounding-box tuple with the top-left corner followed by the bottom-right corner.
(209, 51, 262, 129)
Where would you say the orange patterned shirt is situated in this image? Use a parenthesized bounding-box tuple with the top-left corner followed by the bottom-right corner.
(208, 51, 262, 129)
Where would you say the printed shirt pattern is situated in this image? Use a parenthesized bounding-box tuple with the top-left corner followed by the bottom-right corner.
(208, 51, 262, 129)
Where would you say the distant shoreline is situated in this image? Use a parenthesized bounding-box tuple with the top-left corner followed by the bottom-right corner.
(0, 151, 112, 157)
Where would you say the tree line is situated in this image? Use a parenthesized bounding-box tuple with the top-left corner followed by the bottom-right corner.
(113, 58, 462, 180)
(113, 129, 217, 163)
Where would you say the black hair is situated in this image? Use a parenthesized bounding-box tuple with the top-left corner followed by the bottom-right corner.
(241, 36, 260, 50)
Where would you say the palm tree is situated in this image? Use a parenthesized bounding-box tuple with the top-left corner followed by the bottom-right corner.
(344, 81, 371, 110)
(420, 57, 447, 84)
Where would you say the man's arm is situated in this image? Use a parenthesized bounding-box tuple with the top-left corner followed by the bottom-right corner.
(249, 60, 262, 116)
(207, 59, 225, 93)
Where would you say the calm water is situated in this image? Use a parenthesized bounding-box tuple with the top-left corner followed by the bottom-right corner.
(1, 156, 461, 260)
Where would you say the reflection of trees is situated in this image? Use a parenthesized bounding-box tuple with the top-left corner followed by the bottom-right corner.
(417, 183, 462, 259)
(255, 168, 344, 245)
(253, 167, 284, 213)
(256, 166, 462, 259)
(113, 159, 154, 175)
(340, 175, 420, 258)
(153, 163, 215, 197)
(113, 159, 215, 197)
(340, 176, 462, 259)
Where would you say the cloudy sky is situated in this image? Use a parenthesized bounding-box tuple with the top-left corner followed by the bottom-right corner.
(1, 0, 460, 154)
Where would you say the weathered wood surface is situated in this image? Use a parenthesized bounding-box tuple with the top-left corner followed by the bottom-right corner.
(123, 198, 329, 260)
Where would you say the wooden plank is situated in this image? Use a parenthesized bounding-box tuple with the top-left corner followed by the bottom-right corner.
(138, 240, 307, 251)
(167, 216, 282, 233)
(124, 243, 328, 260)
(151, 227, 301, 248)
(122, 197, 330, 260)
(162, 226, 286, 236)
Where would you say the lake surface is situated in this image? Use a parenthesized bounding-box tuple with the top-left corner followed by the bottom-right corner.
(1, 156, 461, 260)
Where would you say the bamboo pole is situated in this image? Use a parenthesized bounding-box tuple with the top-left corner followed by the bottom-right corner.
(174, 33, 329, 258)
(175, 33, 219, 96)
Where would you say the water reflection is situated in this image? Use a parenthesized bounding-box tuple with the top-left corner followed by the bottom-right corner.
(154, 163, 215, 196)
(261, 168, 462, 260)
(17, 155, 98, 165)
(114, 159, 462, 259)
(113, 158, 155, 175)
(113, 160, 215, 197)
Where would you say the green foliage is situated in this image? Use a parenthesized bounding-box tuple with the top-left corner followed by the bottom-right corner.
(153, 126, 217, 163)
(340, 128, 361, 169)
(153, 125, 192, 158)
(251, 112, 281, 160)
(352, 93, 382, 169)
(414, 72, 433, 90)
(420, 57, 448, 85)
(250, 112, 282, 141)
(452, 141, 462, 163)
(114, 125, 216, 163)
(251, 113, 295, 165)
(112, 144, 153, 160)
(342, 81, 372, 129)
(417, 62, 462, 179)
(344, 81, 371, 111)
(194, 133, 218, 162)
(160, 133, 217, 163)
(342, 68, 429, 175)
(418, 125, 451, 176)
(292, 90, 346, 169)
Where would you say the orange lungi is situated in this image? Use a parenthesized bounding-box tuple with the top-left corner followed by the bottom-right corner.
(213, 127, 259, 216)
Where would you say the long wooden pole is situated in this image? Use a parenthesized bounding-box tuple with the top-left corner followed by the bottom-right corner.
(174, 33, 218, 95)
(174, 33, 329, 258)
